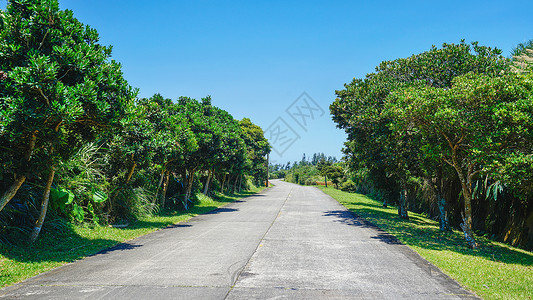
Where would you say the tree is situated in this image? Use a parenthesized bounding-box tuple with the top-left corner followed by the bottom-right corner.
(317, 158, 332, 187)
(331, 41, 509, 242)
(239, 118, 270, 187)
(325, 165, 343, 189)
(0, 0, 135, 241)
(388, 72, 533, 248)
(140, 94, 197, 209)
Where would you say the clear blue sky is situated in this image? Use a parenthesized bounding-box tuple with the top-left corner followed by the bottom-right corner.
(2, 0, 533, 165)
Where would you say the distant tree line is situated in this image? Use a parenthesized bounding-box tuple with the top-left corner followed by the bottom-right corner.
(0, 0, 270, 242)
(270, 153, 342, 187)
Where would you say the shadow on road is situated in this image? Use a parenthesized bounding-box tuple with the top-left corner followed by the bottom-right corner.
(204, 207, 239, 215)
(322, 199, 533, 268)
(97, 242, 142, 255)
(323, 210, 403, 245)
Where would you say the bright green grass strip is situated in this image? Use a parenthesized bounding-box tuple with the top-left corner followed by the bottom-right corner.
(318, 186, 533, 300)
(0, 187, 264, 288)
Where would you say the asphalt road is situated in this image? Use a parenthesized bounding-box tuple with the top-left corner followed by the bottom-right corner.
(0, 180, 477, 299)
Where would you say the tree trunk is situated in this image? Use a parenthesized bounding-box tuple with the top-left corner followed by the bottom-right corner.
(233, 175, 239, 193)
(525, 207, 533, 247)
(0, 175, 26, 212)
(460, 212, 478, 249)
(154, 168, 165, 204)
(458, 179, 478, 248)
(448, 149, 479, 248)
(427, 171, 451, 232)
(160, 171, 170, 209)
(437, 194, 451, 232)
(324, 175, 327, 188)
(221, 173, 226, 193)
(187, 170, 194, 200)
(29, 166, 56, 243)
(203, 170, 212, 195)
(0, 132, 36, 213)
(184, 169, 195, 210)
(239, 175, 243, 192)
(125, 160, 137, 184)
(109, 158, 137, 213)
(397, 189, 409, 220)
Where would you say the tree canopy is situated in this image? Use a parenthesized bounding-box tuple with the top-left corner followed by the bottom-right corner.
(331, 41, 533, 248)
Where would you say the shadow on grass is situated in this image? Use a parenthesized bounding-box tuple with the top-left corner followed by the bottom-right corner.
(323, 202, 533, 268)
(0, 221, 123, 265)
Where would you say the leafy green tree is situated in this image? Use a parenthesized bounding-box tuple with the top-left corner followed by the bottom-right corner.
(239, 118, 270, 187)
(317, 158, 333, 187)
(0, 0, 135, 241)
(102, 99, 155, 217)
(176, 96, 217, 202)
(140, 94, 197, 208)
(388, 72, 533, 248)
(325, 165, 344, 189)
(331, 41, 509, 242)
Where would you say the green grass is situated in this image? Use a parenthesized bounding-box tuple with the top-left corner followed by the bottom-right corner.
(318, 186, 533, 300)
(0, 187, 264, 288)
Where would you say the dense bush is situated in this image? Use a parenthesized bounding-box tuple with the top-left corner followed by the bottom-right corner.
(340, 180, 357, 193)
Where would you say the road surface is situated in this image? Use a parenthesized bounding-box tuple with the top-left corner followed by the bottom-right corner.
(0, 180, 476, 299)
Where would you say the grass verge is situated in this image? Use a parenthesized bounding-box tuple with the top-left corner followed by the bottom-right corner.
(0, 187, 264, 288)
(318, 186, 533, 300)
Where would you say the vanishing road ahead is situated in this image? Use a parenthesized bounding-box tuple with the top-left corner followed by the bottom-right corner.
(1, 180, 476, 299)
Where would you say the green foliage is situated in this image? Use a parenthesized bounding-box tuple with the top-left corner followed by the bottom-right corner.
(324, 165, 344, 188)
(49, 187, 74, 213)
(240, 118, 270, 186)
(0, 0, 135, 175)
(71, 204, 84, 223)
(340, 179, 357, 193)
(330, 39, 533, 247)
(282, 153, 339, 186)
(0, 0, 135, 241)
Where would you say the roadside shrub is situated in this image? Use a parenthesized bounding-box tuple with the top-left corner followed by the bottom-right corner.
(341, 180, 357, 192)
(305, 178, 317, 185)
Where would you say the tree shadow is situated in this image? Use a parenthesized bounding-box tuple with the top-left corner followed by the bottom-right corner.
(96, 242, 142, 255)
(323, 208, 533, 268)
(0, 221, 127, 265)
(204, 207, 239, 215)
(324, 210, 403, 245)
(166, 224, 193, 228)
